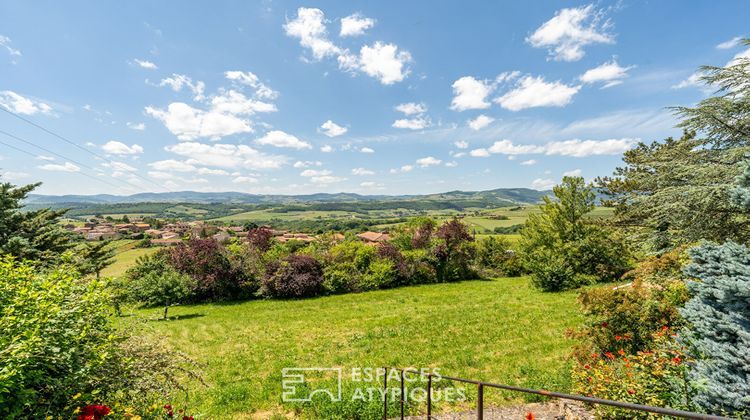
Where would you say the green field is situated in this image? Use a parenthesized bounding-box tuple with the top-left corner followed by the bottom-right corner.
(101, 241, 159, 278)
(127, 277, 583, 418)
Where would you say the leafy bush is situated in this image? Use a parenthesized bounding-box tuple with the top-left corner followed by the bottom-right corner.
(475, 236, 525, 277)
(322, 240, 398, 293)
(261, 254, 325, 298)
(246, 226, 274, 252)
(572, 329, 695, 419)
(168, 238, 250, 300)
(434, 218, 476, 282)
(0, 257, 198, 418)
(127, 263, 194, 319)
(520, 177, 631, 291)
(390, 217, 436, 250)
(572, 248, 690, 356)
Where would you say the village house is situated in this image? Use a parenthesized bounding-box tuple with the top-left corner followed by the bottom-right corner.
(356, 231, 391, 244)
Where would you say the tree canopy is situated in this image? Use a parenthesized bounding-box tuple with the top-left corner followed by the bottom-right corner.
(599, 42, 750, 252)
(0, 179, 75, 262)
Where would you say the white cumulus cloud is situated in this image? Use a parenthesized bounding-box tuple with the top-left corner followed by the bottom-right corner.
(450, 76, 492, 111)
(526, 4, 614, 62)
(392, 116, 430, 130)
(495, 75, 580, 111)
(468, 114, 495, 130)
(101, 141, 144, 155)
(319, 120, 348, 137)
(148, 159, 196, 172)
(340, 13, 375, 37)
(145, 102, 253, 141)
(165, 142, 288, 170)
(531, 178, 556, 190)
(0, 91, 52, 115)
(38, 162, 80, 172)
(255, 130, 311, 149)
(395, 102, 426, 115)
(580, 59, 634, 88)
(360, 147, 375, 153)
(416, 156, 442, 167)
(356, 42, 411, 85)
(563, 168, 583, 177)
(284, 7, 342, 60)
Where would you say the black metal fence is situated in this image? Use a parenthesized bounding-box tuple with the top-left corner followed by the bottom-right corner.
(382, 367, 731, 420)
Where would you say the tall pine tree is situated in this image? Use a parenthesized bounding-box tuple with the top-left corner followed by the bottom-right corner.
(678, 40, 750, 415)
(0, 179, 76, 262)
(681, 161, 750, 414)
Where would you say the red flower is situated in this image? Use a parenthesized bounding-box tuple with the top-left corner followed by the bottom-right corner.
(601, 322, 608, 328)
(661, 325, 669, 331)
(672, 357, 682, 364)
(78, 405, 111, 420)
(164, 404, 173, 410)
(583, 364, 591, 370)
(183, 417, 194, 420)
(525, 413, 535, 420)
(615, 335, 622, 341)
(168, 412, 174, 418)
(605, 352, 615, 360)
(617, 349, 626, 356)
(627, 389, 636, 395)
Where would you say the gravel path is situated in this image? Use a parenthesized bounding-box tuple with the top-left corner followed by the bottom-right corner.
(401, 400, 593, 420)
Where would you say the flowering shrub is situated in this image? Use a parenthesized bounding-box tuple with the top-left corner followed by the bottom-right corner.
(572, 329, 696, 419)
(261, 254, 325, 298)
(571, 249, 690, 356)
(168, 238, 250, 300)
(77, 404, 111, 420)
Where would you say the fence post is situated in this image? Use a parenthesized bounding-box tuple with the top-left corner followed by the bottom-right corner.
(383, 368, 388, 420)
(477, 383, 484, 420)
(400, 369, 405, 419)
(427, 374, 432, 419)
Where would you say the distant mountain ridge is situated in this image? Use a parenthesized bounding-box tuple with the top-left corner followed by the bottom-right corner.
(26, 188, 549, 206)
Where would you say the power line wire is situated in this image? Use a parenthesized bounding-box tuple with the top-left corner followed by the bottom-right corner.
(0, 129, 150, 192)
(0, 106, 172, 192)
(0, 138, 126, 190)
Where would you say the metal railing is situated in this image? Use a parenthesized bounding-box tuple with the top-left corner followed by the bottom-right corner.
(383, 367, 731, 420)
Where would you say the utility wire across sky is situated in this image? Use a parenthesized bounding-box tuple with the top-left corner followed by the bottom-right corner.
(0, 106, 172, 192)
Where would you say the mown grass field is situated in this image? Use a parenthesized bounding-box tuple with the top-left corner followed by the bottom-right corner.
(101, 240, 159, 278)
(127, 277, 583, 418)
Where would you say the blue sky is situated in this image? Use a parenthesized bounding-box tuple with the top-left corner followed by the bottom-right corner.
(0, 1, 748, 195)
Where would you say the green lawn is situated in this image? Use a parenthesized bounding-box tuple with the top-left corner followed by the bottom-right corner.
(127, 277, 583, 418)
(101, 245, 159, 278)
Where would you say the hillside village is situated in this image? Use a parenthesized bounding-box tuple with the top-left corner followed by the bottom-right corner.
(66, 218, 390, 246)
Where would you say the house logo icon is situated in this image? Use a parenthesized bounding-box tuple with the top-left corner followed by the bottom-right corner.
(281, 367, 343, 402)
